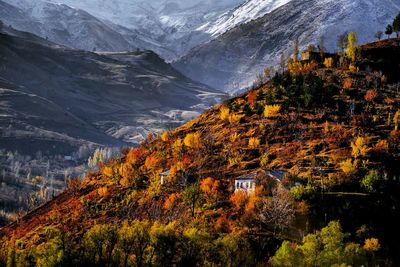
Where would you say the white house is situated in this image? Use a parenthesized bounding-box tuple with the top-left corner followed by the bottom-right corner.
(160, 170, 170, 185)
(234, 173, 257, 193)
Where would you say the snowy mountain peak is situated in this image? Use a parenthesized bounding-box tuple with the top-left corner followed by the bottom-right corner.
(199, 0, 291, 37)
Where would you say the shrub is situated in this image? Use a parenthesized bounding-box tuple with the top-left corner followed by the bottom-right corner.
(363, 238, 380, 252)
(228, 114, 243, 124)
(264, 105, 281, 118)
(364, 90, 378, 102)
(361, 170, 383, 192)
(248, 137, 261, 149)
(184, 132, 202, 149)
(219, 106, 230, 121)
(323, 57, 334, 68)
(340, 159, 357, 174)
(351, 137, 371, 158)
(161, 132, 169, 142)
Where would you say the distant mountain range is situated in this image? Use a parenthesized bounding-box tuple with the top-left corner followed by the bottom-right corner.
(0, 25, 224, 156)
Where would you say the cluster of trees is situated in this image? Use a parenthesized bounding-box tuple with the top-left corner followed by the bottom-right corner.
(382, 13, 400, 39)
(2, 221, 259, 267)
(271, 221, 380, 267)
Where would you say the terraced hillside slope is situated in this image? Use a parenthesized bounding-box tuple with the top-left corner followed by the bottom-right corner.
(1, 39, 400, 266)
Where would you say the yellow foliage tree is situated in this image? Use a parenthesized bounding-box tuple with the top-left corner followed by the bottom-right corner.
(228, 114, 244, 124)
(345, 32, 358, 62)
(349, 64, 359, 72)
(323, 57, 333, 68)
(287, 59, 303, 74)
(230, 133, 240, 143)
(264, 105, 281, 118)
(351, 137, 371, 158)
(248, 137, 261, 149)
(172, 138, 183, 155)
(220, 106, 230, 121)
(364, 238, 381, 252)
(394, 110, 400, 130)
(97, 187, 108, 197)
(161, 132, 169, 142)
(340, 158, 357, 174)
(102, 166, 114, 178)
(184, 132, 202, 149)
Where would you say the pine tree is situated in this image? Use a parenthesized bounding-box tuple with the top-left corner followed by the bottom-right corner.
(393, 13, 400, 38)
(385, 24, 393, 39)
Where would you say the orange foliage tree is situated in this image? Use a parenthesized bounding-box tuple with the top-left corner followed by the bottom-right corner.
(145, 154, 159, 170)
(343, 78, 353, 90)
(364, 90, 378, 102)
(125, 147, 146, 165)
(163, 193, 180, 211)
(247, 91, 257, 107)
(200, 177, 220, 204)
(230, 191, 248, 215)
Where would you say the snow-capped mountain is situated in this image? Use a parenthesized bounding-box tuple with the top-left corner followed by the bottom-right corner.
(174, 0, 400, 92)
(0, 0, 292, 60)
(41, 0, 245, 59)
(0, 0, 147, 52)
(198, 0, 291, 37)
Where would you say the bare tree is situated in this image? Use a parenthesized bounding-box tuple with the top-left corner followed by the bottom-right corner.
(375, 31, 383, 41)
(256, 188, 295, 233)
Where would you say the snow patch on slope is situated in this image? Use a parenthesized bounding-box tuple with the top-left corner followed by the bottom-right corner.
(199, 0, 291, 36)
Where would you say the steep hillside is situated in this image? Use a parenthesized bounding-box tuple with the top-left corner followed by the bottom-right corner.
(174, 0, 399, 92)
(1, 40, 400, 265)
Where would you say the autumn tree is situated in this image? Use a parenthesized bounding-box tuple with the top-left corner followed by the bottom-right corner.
(230, 191, 248, 215)
(161, 132, 169, 142)
(150, 221, 180, 267)
(220, 106, 230, 121)
(264, 104, 281, 118)
(323, 57, 333, 68)
(83, 224, 118, 265)
(182, 183, 202, 217)
(216, 232, 254, 267)
(247, 91, 257, 107)
(345, 32, 358, 62)
(200, 177, 220, 205)
(270, 221, 367, 267)
(117, 220, 151, 267)
(181, 227, 212, 266)
(184, 132, 202, 149)
(364, 89, 377, 102)
(351, 136, 371, 158)
(248, 137, 261, 149)
(34, 227, 66, 267)
(361, 170, 383, 193)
